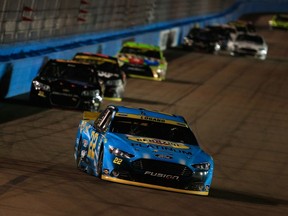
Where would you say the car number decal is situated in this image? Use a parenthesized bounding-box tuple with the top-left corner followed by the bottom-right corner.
(113, 157, 123, 165)
(87, 131, 99, 158)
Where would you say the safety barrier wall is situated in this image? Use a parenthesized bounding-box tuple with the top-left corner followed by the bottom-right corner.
(0, 0, 288, 99)
(0, 0, 234, 45)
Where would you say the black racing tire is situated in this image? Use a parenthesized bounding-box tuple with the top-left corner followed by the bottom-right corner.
(96, 146, 104, 177)
(76, 138, 84, 169)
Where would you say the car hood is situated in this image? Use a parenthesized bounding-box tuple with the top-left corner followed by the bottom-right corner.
(97, 70, 121, 81)
(119, 53, 160, 66)
(37, 76, 99, 90)
(106, 133, 210, 164)
(235, 41, 266, 49)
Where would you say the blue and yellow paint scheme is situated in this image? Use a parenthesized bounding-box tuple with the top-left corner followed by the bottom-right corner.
(74, 105, 214, 196)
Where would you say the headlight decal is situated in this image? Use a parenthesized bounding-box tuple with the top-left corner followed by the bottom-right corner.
(109, 146, 135, 159)
(32, 80, 51, 91)
(81, 89, 100, 97)
(192, 162, 210, 171)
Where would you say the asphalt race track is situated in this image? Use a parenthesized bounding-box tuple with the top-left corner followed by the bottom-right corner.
(0, 15, 288, 216)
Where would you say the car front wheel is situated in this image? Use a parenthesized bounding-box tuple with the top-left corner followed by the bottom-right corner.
(96, 147, 104, 177)
(76, 138, 88, 171)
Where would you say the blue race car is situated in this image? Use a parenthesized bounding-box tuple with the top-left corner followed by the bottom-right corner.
(74, 105, 214, 195)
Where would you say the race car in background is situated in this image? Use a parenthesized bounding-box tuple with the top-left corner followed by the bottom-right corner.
(30, 59, 103, 111)
(116, 42, 168, 81)
(227, 33, 268, 60)
(73, 52, 126, 101)
(228, 20, 256, 33)
(183, 27, 221, 54)
(205, 24, 237, 51)
(269, 14, 288, 30)
(74, 105, 214, 195)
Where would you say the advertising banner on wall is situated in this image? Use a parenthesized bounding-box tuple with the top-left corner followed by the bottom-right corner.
(159, 27, 180, 50)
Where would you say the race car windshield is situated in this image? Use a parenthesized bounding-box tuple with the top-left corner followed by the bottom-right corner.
(109, 116, 199, 146)
(196, 31, 218, 41)
(74, 56, 120, 74)
(235, 26, 247, 33)
(40, 63, 99, 83)
(275, 14, 288, 21)
(120, 47, 161, 59)
(95, 62, 120, 74)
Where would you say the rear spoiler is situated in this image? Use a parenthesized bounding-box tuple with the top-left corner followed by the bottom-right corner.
(83, 111, 100, 121)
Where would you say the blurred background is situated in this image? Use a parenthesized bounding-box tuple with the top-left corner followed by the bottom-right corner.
(1, 0, 287, 101)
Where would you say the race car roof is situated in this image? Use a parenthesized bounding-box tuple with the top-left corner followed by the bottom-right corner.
(122, 41, 160, 51)
(74, 52, 118, 61)
(50, 59, 92, 66)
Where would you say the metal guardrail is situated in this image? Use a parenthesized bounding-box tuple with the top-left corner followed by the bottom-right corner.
(0, 0, 234, 45)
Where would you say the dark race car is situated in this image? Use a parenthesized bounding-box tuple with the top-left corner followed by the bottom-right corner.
(74, 105, 214, 196)
(228, 20, 256, 34)
(183, 28, 221, 54)
(205, 24, 236, 51)
(30, 59, 103, 111)
(73, 52, 126, 101)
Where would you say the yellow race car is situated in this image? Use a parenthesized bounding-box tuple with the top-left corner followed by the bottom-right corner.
(269, 14, 288, 30)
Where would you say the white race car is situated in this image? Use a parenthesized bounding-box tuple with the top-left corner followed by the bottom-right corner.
(227, 33, 268, 60)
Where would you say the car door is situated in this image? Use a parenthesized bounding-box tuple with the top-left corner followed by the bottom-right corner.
(87, 107, 114, 173)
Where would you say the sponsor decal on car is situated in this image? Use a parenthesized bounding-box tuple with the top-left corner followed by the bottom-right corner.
(115, 113, 187, 127)
(128, 136, 189, 149)
(38, 91, 46, 97)
(155, 154, 173, 159)
(131, 142, 192, 155)
(126, 66, 146, 72)
(144, 171, 180, 180)
(98, 71, 119, 78)
(140, 116, 165, 123)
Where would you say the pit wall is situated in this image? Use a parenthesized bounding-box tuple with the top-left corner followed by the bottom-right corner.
(0, 0, 288, 99)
